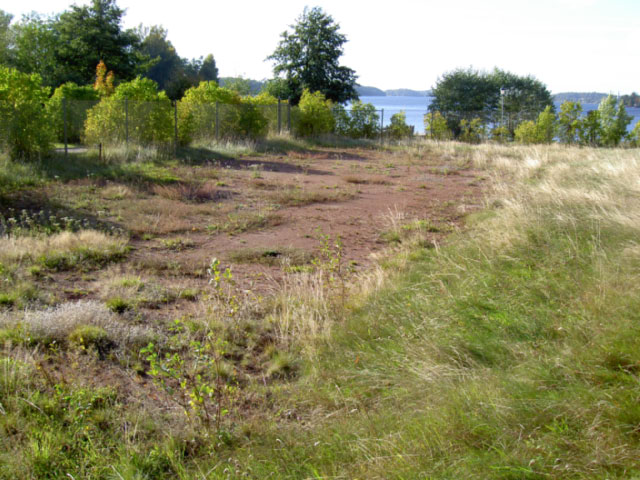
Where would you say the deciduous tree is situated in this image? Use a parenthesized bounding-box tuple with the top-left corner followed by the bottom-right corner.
(268, 7, 358, 105)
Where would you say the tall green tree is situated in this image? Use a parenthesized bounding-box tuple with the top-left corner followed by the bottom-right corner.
(199, 54, 218, 83)
(429, 68, 552, 137)
(53, 0, 143, 85)
(267, 7, 358, 105)
(0, 10, 12, 65)
(138, 25, 218, 100)
(598, 95, 631, 147)
(429, 68, 494, 135)
(9, 13, 60, 87)
(137, 25, 183, 92)
(557, 101, 582, 144)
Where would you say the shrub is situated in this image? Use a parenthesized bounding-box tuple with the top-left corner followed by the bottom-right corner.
(177, 81, 240, 144)
(332, 104, 351, 136)
(386, 111, 414, 140)
(491, 125, 511, 143)
(459, 118, 485, 143)
(514, 106, 555, 145)
(293, 89, 334, 137)
(232, 93, 278, 139)
(514, 120, 537, 144)
(47, 82, 99, 143)
(348, 101, 380, 138)
(535, 105, 556, 144)
(0, 67, 54, 159)
(424, 111, 452, 140)
(629, 121, 640, 147)
(84, 77, 173, 146)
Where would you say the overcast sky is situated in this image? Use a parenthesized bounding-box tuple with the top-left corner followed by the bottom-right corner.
(6, 0, 640, 94)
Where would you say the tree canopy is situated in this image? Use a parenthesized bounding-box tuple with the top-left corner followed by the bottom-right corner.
(54, 0, 142, 85)
(430, 68, 553, 136)
(267, 7, 358, 105)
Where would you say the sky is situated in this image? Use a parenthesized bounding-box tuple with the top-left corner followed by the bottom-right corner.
(5, 0, 640, 94)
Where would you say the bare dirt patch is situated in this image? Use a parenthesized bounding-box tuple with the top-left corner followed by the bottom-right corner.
(15, 147, 485, 311)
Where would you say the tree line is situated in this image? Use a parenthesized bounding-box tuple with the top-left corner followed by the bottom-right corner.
(426, 68, 639, 147)
(0, 1, 218, 101)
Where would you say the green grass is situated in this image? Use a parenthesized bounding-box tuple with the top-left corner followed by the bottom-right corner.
(2, 143, 640, 478)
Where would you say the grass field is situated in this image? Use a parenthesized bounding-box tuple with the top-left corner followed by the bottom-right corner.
(1, 139, 640, 478)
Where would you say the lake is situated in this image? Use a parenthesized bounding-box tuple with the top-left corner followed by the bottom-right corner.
(356, 96, 640, 135)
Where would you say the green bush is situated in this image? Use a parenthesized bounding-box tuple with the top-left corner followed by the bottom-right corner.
(47, 82, 99, 143)
(293, 89, 335, 137)
(386, 111, 413, 140)
(177, 81, 240, 144)
(459, 118, 485, 143)
(348, 101, 380, 138)
(514, 106, 556, 145)
(424, 111, 452, 140)
(84, 77, 172, 146)
(514, 120, 537, 144)
(0, 67, 54, 159)
(233, 93, 278, 139)
(629, 121, 640, 147)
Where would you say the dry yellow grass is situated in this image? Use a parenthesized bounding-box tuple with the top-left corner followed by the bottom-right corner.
(0, 230, 127, 265)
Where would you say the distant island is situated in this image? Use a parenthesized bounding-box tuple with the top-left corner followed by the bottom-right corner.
(552, 92, 609, 104)
(355, 85, 432, 97)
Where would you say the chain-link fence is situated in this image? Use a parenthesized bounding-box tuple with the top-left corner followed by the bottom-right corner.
(49, 99, 397, 154)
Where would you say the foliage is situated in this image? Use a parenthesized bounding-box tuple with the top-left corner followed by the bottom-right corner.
(0, 9, 11, 65)
(293, 89, 335, 136)
(6, 13, 60, 88)
(347, 101, 380, 139)
(490, 68, 554, 130)
(430, 67, 552, 137)
(53, 0, 143, 85)
(423, 111, 452, 140)
(268, 7, 358, 105)
(598, 95, 631, 147)
(93, 60, 114, 96)
(578, 109, 602, 146)
(138, 25, 218, 101)
(535, 105, 556, 143)
(557, 100, 582, 144)
(513, 120, 537, 144)
(0, 67, 54, 159)
(514, 106, 556, 144)
(47, 82, 100, 143)
(629, 121, 640, 147)
(490, 125, 511, 143)
(223, 77, 252, 95)
(386, 111, 414, 140)
(233, 95, 275, 139)
(84, 76, 172, 146)
(262, 77, 292, 100)
(459, 118, 485, 143)
(331, 101, 379, 138)
(177, 81, 238, 144)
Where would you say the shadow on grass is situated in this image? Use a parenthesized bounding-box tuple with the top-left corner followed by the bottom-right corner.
(40, 151, 181, 185)
(0, 188, 126, 236)
(177, 146, 333, 176)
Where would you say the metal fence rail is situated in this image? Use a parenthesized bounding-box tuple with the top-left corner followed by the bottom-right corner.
(46, 99, 397, 155)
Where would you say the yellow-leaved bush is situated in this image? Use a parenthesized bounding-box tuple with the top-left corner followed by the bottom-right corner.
(84, 77, 173, 146)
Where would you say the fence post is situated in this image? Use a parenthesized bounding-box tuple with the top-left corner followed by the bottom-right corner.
(174, 101, 178, 157)
(287, 103, 291, 132)
(277, 99, 282, 134)
(380, 109, 385, 145)
(63, 97, 68, 159)
(215, 101, 219, 141)
(125, 97, 129, 146)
